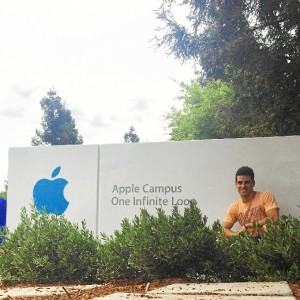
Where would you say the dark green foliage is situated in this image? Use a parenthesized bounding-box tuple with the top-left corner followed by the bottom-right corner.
(98, 219, 138, 281)
(31, 89, 83, 146)
(0, 207, 100, 284)
(125, 201, 218, 280)
(155, 0, 300, 137)
(213, 217, 300, 282)
(124, 126, 140, 143)
(165, 80, 236, 140)
(212, 221, 259, 282)
(0, 203, 299, 284)
(247, 216, 300, 282)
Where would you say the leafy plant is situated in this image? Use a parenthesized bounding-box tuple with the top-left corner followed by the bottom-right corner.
(126, 201, 218, 280)
(0, 202, 299, 285)
(98, 218, 138, 281)
(247, 216, 300, 282)
(0, 206, 101, 284)
(212, 221, 258, 282)
(214, 216, 300, 282)
(165, 80, 236, 140)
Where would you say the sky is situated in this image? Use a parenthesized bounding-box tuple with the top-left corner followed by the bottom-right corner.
(0, 0, 195, 190)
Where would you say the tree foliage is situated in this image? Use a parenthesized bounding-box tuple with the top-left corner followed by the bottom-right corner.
(124, 126, 140, 143)
(155, 0, 300, 137)
(165, 80, 235, 140)
(32, 89, 83, 146)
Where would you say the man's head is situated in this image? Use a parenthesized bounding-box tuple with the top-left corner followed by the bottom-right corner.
(235, 166, 255, 200)
(235, 166, 255, 182)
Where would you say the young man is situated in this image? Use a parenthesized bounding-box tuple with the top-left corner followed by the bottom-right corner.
(222, 166, 279, 238)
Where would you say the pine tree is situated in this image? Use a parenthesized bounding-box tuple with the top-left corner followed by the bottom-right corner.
(124, 126, 140, 143)
(31, 89, 83, 146)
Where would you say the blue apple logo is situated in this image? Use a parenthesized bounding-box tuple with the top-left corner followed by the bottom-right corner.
(33, 166, 69, 215)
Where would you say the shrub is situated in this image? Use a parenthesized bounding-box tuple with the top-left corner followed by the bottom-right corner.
(126, 201, 219, 280)
(0, 202, 298, 285)
(246, 215, 300, 282)
(97, 218, 138, 281)
(0, 207, 101, 284)
(214, 216, 300, 283)
(212, 221, 259, 282)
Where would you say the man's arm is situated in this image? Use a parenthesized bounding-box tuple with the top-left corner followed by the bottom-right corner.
(265, 207, 280, 224)
(243, 207, 280, 229)
(243, 208, 279, 234)
(222, 221, 247, 238)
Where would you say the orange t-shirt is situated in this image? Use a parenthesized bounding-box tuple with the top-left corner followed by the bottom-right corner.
(223, 191, 279, 236)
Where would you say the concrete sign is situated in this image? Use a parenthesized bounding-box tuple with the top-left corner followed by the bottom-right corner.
(98, 137, 300, 234)
(7, 136, 300, 236)
(8, 145, 99, 232)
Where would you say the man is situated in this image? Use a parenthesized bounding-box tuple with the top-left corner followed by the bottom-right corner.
(222, 166, 279, 239)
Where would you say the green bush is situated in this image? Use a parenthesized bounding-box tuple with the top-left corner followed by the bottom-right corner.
(0, 207, 101, 284)
(246, 215, 300, 282)
(98, 218, 138, 281)
(212, 221, 259, 282)
(0, 202, 299, 285)
(125, 201, 219, 280)
(214, 216, 300, 282)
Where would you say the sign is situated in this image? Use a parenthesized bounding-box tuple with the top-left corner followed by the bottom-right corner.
(7, 136, 300, 236)
(8, 145, 99, 232)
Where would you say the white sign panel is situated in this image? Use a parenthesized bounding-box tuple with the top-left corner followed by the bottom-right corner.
(98, 136, 300, 235)
(7, 137, 300, 236)
(7, 145, 99, 232)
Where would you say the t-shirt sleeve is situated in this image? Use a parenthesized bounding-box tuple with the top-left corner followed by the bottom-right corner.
(263, 192, 279, 211)
(223, 203, 237, 224)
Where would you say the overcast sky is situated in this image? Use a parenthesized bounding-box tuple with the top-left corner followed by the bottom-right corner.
(0, 0, 194, 190)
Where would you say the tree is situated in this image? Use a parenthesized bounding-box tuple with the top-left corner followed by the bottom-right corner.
(31, 89, 83, 146)
(155, 0, 300, 137)
(124, 126, 140, 143)
(165, 80, 236, 140)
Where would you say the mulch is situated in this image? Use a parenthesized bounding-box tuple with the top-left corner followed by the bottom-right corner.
(290, 282, 300, 300)
(0, 278, 299, 300)
(0, 278, 188, 300)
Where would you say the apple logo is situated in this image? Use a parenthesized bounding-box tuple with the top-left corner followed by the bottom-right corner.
(33, 166, 69, 215)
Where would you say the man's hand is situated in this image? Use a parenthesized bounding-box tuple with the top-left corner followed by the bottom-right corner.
(222, 221, 248, 238)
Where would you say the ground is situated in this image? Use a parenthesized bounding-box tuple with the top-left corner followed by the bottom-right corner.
(290, 282, 300, 300)
(0, 278, 299, 300)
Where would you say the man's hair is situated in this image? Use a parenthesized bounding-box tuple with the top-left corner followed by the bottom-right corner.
(235, 166, 255, 182)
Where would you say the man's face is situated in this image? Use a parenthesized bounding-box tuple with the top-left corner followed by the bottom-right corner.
(235, 175, 255, 198)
